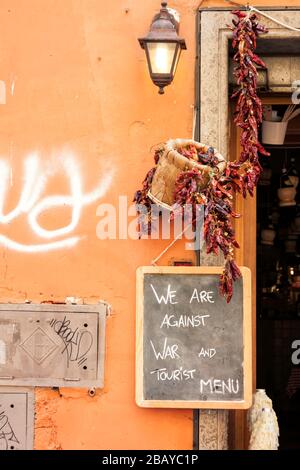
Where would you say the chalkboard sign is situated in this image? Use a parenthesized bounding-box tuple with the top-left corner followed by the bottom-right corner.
(136, 266, 252, 409)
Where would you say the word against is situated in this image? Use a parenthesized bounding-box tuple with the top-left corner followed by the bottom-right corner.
(160, 314, 210, 329)
(150, 284, 215, 305)
(0, 152, 113, 252)
(291, 339, 300, 365)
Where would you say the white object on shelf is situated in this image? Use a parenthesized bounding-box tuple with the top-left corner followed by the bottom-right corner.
(271, 110, 281, 122)
(288, 175, 299, 189)
(285, 238, 297, 253)
(261, 227, 276, 245)
(277, 186, 297, 207)
(291, 215, 300, 233)
(262, 120, 288, 145)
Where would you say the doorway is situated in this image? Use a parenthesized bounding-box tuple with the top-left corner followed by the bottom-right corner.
(256, 100, 300, 449)
(198, 7, 300, 449)
(230, 96, 300, 449)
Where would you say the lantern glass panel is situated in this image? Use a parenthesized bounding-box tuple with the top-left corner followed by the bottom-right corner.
(147, 42, 177, 74)
(172, 45, 181, 75)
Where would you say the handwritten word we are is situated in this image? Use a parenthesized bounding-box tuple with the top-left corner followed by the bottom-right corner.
(150, 284, 215, 304)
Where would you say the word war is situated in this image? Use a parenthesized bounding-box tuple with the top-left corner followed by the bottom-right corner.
(150, 338, 180, 360)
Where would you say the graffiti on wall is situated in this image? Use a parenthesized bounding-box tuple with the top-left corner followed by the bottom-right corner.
(0, 151, 113, 252)
(0, 404, 19, 450)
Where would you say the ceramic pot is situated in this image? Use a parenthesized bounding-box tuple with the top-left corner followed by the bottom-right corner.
(261, 227, 276, 245)
(285, 238, 297, 253)
(294, 216, 300, 232)
(290, 220, 299, 233)
(271, 209, 280, 225)
(277, 187, 297, 207)
(262, 120, 288, 145)
(288, 175, 299, 189)
(292, 275, 300, 289)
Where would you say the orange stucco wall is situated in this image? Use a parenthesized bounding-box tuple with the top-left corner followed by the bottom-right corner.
(0, 0, 299, 450)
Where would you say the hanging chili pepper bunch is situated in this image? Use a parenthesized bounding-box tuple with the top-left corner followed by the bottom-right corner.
(198, 8, 269, 301)
(231, 9, 270, 195)
(133, 147, 162, 236)
(178, 144, 220, 166)
(203, 8, 270, 300)
(173, 159, 242, 302)
(172, 168, 207, 224)
(133, 10, 269, 302)
(203, 8, 269, 300)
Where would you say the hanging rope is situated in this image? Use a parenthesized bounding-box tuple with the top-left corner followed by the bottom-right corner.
(150, 107, 198, 266)
(249, 5, 300, 32)
(151, 2, 300, 266)
(192, 106, 197, 142)
(151, 222, 193, 266)
(225, 1, 300, 32)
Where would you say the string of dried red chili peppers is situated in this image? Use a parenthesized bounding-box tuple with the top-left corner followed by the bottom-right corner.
(200, 9, 270, 301)
(203, 9, 269, 301)
(134, 10, 269, 302)
(134, 148, 162, 236)
(173, 148, 242, 303)
(231, 9, 270, 194)
(209, 9, 270, 300)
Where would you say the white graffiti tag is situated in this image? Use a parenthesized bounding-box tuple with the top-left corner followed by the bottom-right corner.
(0, 151, 113, 252)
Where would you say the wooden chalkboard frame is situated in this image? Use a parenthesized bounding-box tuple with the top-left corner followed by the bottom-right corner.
(136, 266, 252, 409)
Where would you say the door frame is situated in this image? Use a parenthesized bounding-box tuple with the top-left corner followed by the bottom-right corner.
(196, 6, 300, 448)
(230, 96, 293, 449)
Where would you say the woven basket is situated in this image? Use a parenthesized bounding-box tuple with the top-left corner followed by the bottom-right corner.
(148, 139, 226, 209)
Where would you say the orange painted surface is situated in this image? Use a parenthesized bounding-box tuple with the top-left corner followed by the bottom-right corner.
(1, 0, 299, 451)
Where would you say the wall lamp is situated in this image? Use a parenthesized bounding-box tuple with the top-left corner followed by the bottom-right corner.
(138, 2, 187, 94)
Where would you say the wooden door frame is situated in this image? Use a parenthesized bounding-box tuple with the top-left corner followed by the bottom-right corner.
(229, 96, 292, 449)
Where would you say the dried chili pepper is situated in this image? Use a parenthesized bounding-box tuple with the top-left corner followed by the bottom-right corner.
(134, 11, 268, 301)
(231, 10, 269, 196)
